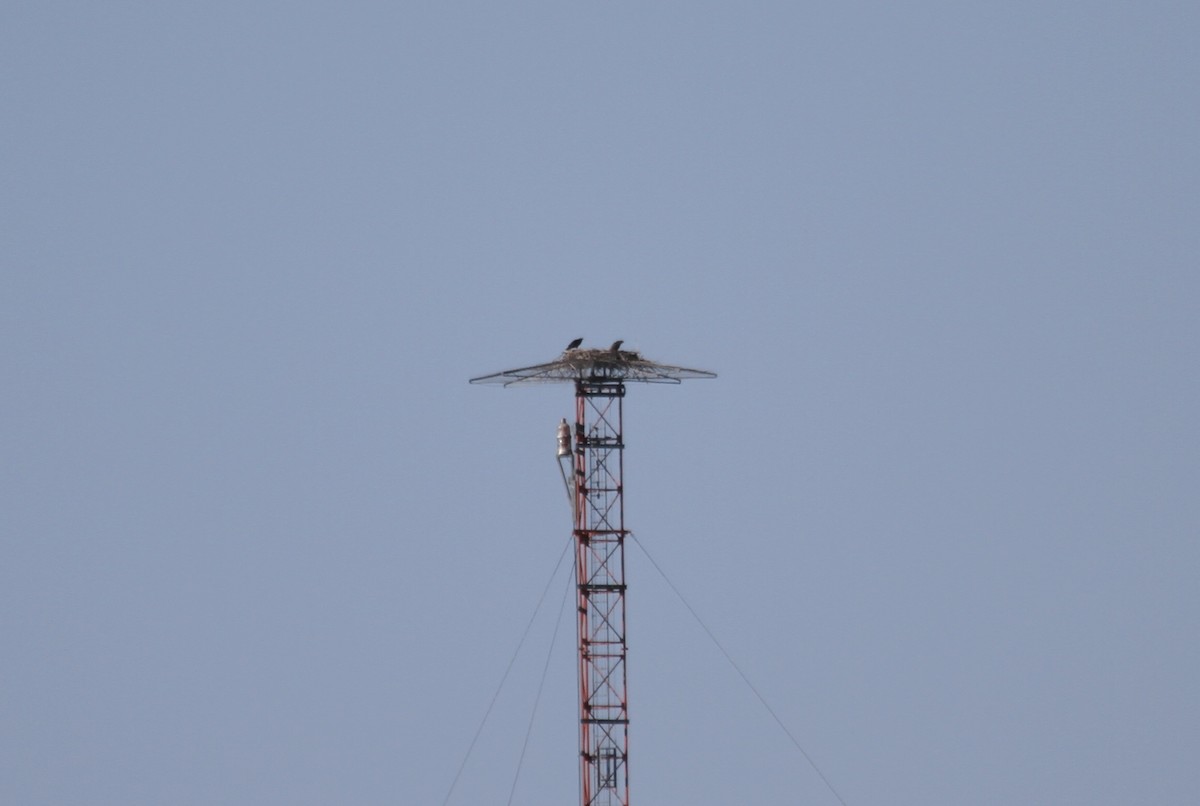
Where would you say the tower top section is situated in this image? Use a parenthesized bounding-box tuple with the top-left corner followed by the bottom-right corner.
(469, 340, 716, 387)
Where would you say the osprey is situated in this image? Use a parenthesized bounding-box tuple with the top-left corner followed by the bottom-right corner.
(610, 339, 624, 353)
(566, 337, 584, 350)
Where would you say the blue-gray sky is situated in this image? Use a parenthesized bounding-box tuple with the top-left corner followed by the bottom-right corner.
(3, 2, 1197, 804)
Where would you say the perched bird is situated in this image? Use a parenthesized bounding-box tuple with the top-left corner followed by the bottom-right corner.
(566, 337, 584, 350)
(609, 339, 624, 353)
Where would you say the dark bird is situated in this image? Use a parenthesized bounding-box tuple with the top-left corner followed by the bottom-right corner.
(566, 337, 584, 350)
(609, 339, 624, 353)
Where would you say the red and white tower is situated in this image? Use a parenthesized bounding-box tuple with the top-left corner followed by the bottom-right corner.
(472, 342, 714, 806)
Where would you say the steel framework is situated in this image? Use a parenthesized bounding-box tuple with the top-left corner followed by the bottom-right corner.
(471, 342, 713, 806)
(573, 378, 629, 806)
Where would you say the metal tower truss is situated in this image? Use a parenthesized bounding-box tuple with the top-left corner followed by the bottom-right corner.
(574, 380, 629, 806)
(470, 342, 714, 806)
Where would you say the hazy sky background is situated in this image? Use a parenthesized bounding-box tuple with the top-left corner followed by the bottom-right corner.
(3, 2, 1197, 804)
